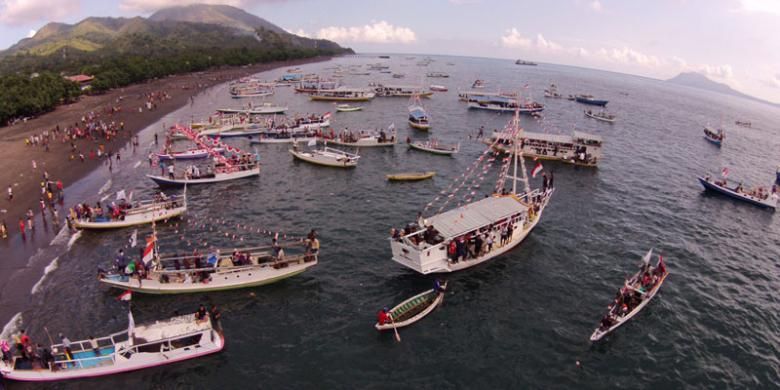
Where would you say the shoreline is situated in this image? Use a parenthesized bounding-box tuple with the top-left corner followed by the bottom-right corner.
(0, 55, 333, 330)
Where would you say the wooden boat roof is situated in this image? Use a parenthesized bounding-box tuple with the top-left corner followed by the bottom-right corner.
(426, 196, 527, 238)
(133, 314, 211, 342)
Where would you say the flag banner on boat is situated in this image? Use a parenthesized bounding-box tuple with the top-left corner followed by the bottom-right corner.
(118, 290, 132, 301)
(532, 162, 544, 178)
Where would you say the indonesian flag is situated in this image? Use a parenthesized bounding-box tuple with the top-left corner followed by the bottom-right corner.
(142, 234, 156, 263)
(323, 112, 332, 119)
(531, 162, 543, 178)
(117, 290, 132, 301)
(721, 167, 729, 178)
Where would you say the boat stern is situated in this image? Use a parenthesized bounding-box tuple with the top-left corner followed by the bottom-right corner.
(390, 239, 449, 274)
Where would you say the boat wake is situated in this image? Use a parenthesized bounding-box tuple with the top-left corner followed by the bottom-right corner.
(48, 225, 70, 247)
(98, 178, 113, 195)
(0, 312, 22, 341)
(31, 257, 59, 295)
(67, 230, 82, 251)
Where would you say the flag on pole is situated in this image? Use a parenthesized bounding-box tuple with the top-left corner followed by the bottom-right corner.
(721, 167, 729, 178)
(117, 290, 132, 301)
(129, 229, 138, 248)
(388, 122, 395, 131)
(142, 234, 156, 263)
(531, 162, 543, 178)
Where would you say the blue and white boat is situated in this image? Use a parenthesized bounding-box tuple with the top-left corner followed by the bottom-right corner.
(698, 176, 777, 209)
(575, 94, 609, 106)
(703, 127, 724, 146)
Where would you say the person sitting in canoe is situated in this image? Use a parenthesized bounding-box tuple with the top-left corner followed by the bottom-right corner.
(377, 307, 391, 325)
(433, 279, 447, 293)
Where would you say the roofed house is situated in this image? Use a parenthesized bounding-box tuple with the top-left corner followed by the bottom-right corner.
(64, 74, 94, 90)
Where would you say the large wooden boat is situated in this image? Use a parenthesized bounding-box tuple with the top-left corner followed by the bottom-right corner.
(148, 164, 259, 187)
(99, 239, 319, 294)
(310, 88, 376, 102)
(318, 129, 396, 147)
(375, 282, 447, 330)
(408, 94, 431, 130)
(390, 110, 554, 274)
(486, 130, 603, 167)
(590, 249, 669, 341)
(698, 175, 777, 209)
(73, 193, 186, 230)
(216, 103, 288, 115)
(373, 84, 433, 98)
(0, 312, 223, 382)
(156, 148, 225, 161)
(467, 95, 544, 114)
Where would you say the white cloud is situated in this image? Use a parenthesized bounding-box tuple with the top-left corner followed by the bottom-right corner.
(315, 21, 416, 44)
(599, 47, 662, 67)
(285, 28, 309, 38)
(695, 64, 734, 79)
(27, 29, 35, 37)
(737, 0, 780, 15)
(500, 28, 531, 48)
(589, 0, 603, 11)
(765, 73, 780, 88)
(535, 33, 561, 51)
(0, 0, 79, 25)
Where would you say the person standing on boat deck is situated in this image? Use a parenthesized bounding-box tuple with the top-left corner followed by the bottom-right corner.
(210, 305, 222, 331)
(89, 337, 100, 356)
(542, 173, 548, 192)
(196, 304, 208, 321)
(115, 250, 128, 274)
(168, 164, 175, 180)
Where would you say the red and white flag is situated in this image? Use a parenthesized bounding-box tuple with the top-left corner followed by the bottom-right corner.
(142, 234, 156, 263)
(531, 162, 543, 178)
(117, 290, 132, 301)
(721, 167, 729, 178)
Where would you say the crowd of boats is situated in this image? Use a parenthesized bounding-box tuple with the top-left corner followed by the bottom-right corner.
(6, 55, 773, 383)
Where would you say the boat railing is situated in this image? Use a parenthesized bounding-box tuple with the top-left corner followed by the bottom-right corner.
(153, 253, 315, 276)
(157, 241, 307, 261)
(116, 328, 212, 357)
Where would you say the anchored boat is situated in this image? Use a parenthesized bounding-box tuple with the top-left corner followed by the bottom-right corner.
(387, 171, 436, 181)
(390, 110, 554, 274)
(703, 126, 724, 146)
(407, 139, 459, 155)
(310, 88, 376, 102)
(584, 110, 616, 123)
(698, 175, 777, 209)
(99, 236, 319, 294)
(216, 103, 288, 115)
(467, 95, 544, 114)
(336, 104, 363, 112)
(408, 94, 431, 130)
(156, 148, 225, 161)
(289, 142, 360, 168)
(0, 311, 223, 382)
(575, 94, 609, 106)
(319, 128, 396, 147)
(373, 84, 433, 98)
(486, 130, 603, 167)
(590, 249, 669, 342)
(73, 192, 186, 230)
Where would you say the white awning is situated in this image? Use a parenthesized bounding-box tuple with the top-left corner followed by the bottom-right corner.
(426, 196, 528, 238)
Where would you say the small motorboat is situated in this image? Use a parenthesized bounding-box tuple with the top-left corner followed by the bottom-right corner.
(429, 85, 448, 92)
(584, 110, 616, 123)
(387, 171, 436, 181)
(698, 175, 777, 209)
(703, 126, 724, 146)
(735, 120, 752, 128)
(575, 94, 608, 106)
(336, 104, 363, 112)
(590, 249, 669, 342)
(375, 282, 447, 330)
(408, 139, 459, 156)
(289, 144, 360, 168)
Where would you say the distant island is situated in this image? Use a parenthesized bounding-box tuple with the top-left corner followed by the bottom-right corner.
(666, 72, 779, 108)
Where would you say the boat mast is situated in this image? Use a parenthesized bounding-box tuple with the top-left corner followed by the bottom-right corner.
(512, 109, 531, 195)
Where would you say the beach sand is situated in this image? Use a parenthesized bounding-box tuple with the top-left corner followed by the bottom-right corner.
(0, 56, 331, 329)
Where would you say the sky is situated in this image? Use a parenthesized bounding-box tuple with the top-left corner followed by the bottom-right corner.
(1, 0, 779, 102)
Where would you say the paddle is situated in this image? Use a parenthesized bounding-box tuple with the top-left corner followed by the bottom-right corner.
(389, 314, 401, 343)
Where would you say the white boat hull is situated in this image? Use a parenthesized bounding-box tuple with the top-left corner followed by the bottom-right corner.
(74, 206, 186, 230)
(100, 259, 317, 294)
(289, 149, 358, 168)
(147, 167, 259, 187)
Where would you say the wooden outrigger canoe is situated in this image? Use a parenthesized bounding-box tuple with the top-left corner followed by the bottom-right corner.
(386, 172, 436, 181)
(590, 249, 669, 342)
(375, 282, 447, 330)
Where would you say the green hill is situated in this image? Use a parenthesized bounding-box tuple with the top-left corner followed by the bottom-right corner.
(0, 3, 353, 126)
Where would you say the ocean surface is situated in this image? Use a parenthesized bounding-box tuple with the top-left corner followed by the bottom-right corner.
(4, 55, 780, 389)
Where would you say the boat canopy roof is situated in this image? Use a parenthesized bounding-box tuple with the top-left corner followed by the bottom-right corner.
(409, 107, 428, 118)
(573, 131, 602, 143)
(133, 313, 211, 342)
(523, 131, 574, 144)
(425, 196, 528, 238)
